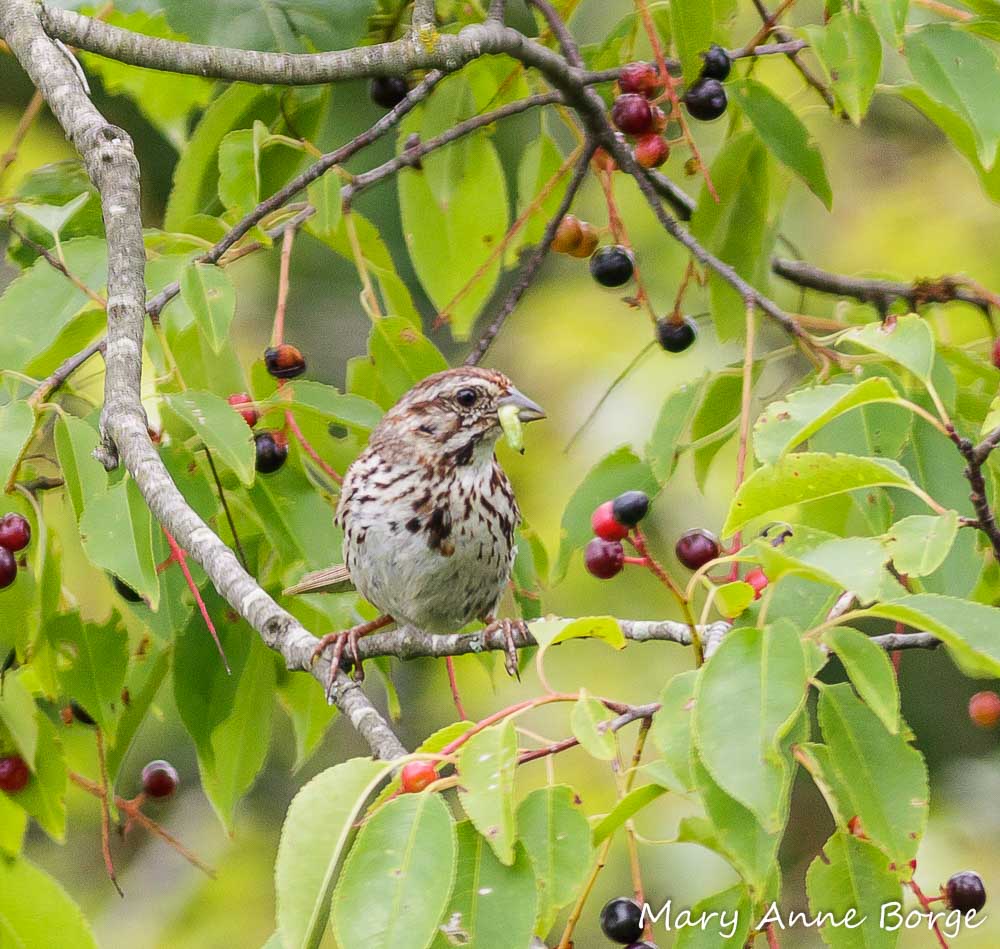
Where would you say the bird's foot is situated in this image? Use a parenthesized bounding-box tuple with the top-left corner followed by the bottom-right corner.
(483, 617, 528, 679)
(311, 614, 393, 699)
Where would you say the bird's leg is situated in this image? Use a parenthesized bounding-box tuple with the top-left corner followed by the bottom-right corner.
(482, 616, 528, 679)
(311, 614, 393, 696)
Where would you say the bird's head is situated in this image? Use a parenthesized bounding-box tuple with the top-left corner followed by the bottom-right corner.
(377, 367, 545, 464)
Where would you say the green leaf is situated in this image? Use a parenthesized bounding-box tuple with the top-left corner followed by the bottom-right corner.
(457, 720, 518, 865)
(0, 236, 107, 372)
(516, 786, 592, 934)
(0, 672, 38, 768)
(13, 715, 67, 841)
(277, 672, 338, 772)
(693, 622, 808, 831)
(714, 580, 756, 618)
(838, 315, 935, 382)
(674, 884, 752, 948)
(805, 832, 902, 949)
(646, 378, 705, 483)
(884, 511, 958, 577)
(54, 415, 107, 521)
(512, 135, 570, 255)
(863, 0, 909, 46)
(0, 855, 97, 948)
(754, 532, 891, 605)
(730, 79, 832, 208)
(554, 447, 658, 582)
(804, 9, 882, 125)
(670, 0, 714, 82)
(432, 823, 536, 949)
(723, 453, 920, 537)
(813, 683, 928, 864)
(690, 750, 781, 895)
(530, 616, 625, 678)
(754, 378, 901, 465)
(0, 400, 34, 491)
(277, 380, 383, 431)
(51, 614, 128, 742)
(217, 122, 267, 213)
(332, 793, 456, 949)
(305, 170, 342, 238)
(13, 192, 90, 239)
(165, 390, 255, 486)
(0, 792, 27, 856)
(854, 594, 1000, 677)
(79, 478, 159, 609)
(650, 669, 697, 792)
(905, 25, 1000, 168)
(366, 317, 449, 407)
(181, 262, 237, 353)
(570, 689, 616, 761)
(592, 784, 666, 844)
(399, 73, 510, 339)
(823, 627, 900, 734)
(275, 757, 390, 949)
(691, 134, 772, 341)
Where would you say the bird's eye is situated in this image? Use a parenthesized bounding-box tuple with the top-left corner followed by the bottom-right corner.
(456, 388, 478, 408)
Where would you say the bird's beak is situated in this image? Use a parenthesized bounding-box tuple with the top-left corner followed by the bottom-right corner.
(499, 388, 545, 423)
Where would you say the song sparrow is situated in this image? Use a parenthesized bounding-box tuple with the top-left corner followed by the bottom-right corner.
(287, 366, 545, 692)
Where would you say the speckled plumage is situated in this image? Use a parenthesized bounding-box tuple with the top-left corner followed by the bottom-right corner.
(336, 367, 535, 634)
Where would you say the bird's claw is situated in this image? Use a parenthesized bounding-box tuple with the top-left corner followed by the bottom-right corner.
(311, 628, 364, 701)
(484, 617, 527, 680)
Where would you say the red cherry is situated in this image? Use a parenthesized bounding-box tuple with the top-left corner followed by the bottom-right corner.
(585, 538, 625, 579)
(141, 759, 179, 798)
(0, 514, 30, 552)
(635, 134, 670, 169)
(591, 501, 629, 541)
(400, 760, 437, 793)
(745, 567, 769, 598)
(969, 691, 1000, 729)
(619, 62, 661, 98)
(992, 337, 1000, 370)
(611, 94, 654, 135)
(0, 755, 29, 792)
(227, 393, 259, 427)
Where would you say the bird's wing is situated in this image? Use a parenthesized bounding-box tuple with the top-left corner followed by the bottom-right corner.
(283, 564, 354, 596)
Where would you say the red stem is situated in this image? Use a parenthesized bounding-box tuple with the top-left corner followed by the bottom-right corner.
(907, 878, 950, 949)
(163, 529, 230, 674)
(284, 409, 343, 485)
(445, 656, 467, 720)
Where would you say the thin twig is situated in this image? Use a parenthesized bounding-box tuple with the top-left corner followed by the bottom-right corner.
(7, 223, 107, 308)
(95, 730, 123, 897)
(0, 88, 45, 187)
(526, 0, 582, 67)
(202, 447, 248, 570)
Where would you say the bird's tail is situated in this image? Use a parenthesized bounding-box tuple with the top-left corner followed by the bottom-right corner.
(282, 564, 354, 596)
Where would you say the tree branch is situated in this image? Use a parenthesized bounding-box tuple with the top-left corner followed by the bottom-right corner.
(952, 429, 1000, 561)
(772, 257, 998, 314)
(2, 0, 406, 763)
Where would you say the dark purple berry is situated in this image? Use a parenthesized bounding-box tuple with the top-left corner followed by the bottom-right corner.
(684, 78, 728, 121)
(142, 759, 179, 799)
(612, 491, 649, 527)
(612, 94, 654, 135)
(675, 528, 721, 570)
(584, 538, 625, 579)
(656, 316, 697, 353)
(600, 897, 643, 943)
(0, 514, 30, 552)
(255, 431, 288, 475)
(945, 871, 986, 913)
(370, 76, 409, 109)
(590, 246, 634, 288)
(700, 44, 732, 81)
(0, 548, 16, 590)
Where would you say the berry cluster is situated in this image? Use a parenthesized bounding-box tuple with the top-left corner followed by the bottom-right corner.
(683, 44, 731, 122)
(551, 215, 636, 290)
(585, 491, 649, 579)
(0, 513, 30, 591)
(612, 63, 670, 170)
